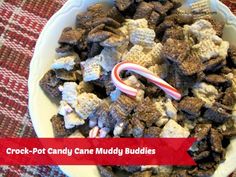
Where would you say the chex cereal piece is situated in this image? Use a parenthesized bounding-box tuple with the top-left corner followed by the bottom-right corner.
(122, 45, 153, 67)
(193, 39, 219, 62)
(60, 82, 78, 107)
(192, 82, 219, 108)
(91, 17, 121, 29)
(160, 119, 190, 138)
(146, 43, 163, 64)
(144, 126, 161, 138)
(58, 27, 85, 45)
(88, 42, 103, 58)
(126, 19, 148, 33)
(203, 103, 231, 124)
(133, 97, 161, 127)
(55, 69, 79, 81)
(110, 95, 137, 123)
(76, 4, 108, 29)
(39, 70, 62, 98)
(100, 34, 127, 48)
(180, 55, 205, 76)
(56, 44, 74, 57)
(175, 8, 194, 25)
(178, 97, 205, 117)
(103, 76, 117, 96)
(50, 115, 74, 137)
(163, 26, 185, 42)
(99, 47, 122, 71)
(194, 124, 212, 141)
(155, 98, 177, 120)
(208, 18, 225, 37)
(87, 30, 113, 43)
(114, 94, 137, 114)
(155, 19, 175, 35)
(51, 55, 76, 71)
(161, 38, 190, 63)
(130, 28, 156, 47)
(222, 87, 236, 107)
(187, 19, 216, 41)
(148, 64, 168, 79)
(110, 104, 127, 124)
(130, 118, 145, 137)
(149, 11, 161, 29)
(92, 100, 116, 129)
(210, 128, 223, 153)
(122, 45, 143, 61)
(64, 112, 85, 129)
(76, 81, 94, 94)
(139, 53, 154, 68)
(118, 25, 129, 36)
(190, 0, 211, 20)
(82, 56, 102, 82)
(204, 56, 225, 72)
(75, 93, 102, 119)
(155, 98, 167, 118)
(107, 6, 125, 23)
(152, 1, 174, 15)
(58, 101, 73, 116)
(115, 0, 134, 11)
(205, 74, 229, 86)
(164, 99, 177, 120)
(69, 130, 84, 138)
(219, 41, 230, 59)
(133, 2, 153, 20)
(136, 90, 145, 102)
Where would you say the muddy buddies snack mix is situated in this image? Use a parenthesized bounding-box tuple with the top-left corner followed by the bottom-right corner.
(40, 0, 236, 176)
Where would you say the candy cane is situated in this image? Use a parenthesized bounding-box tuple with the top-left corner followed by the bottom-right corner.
(111, 62, 181, 100)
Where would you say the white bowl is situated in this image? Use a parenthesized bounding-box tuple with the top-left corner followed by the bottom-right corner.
(28, 0, 236, 176)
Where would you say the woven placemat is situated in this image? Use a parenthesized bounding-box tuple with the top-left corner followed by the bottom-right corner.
(0, 0, 235, 176)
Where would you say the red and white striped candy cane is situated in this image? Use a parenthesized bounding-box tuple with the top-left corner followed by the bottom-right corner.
(111, 61, 181, 100)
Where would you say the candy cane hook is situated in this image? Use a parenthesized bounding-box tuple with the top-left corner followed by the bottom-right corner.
(111, 62, 181, 100)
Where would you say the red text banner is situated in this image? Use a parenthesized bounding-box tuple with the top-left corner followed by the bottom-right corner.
(0, 138, 196, 165)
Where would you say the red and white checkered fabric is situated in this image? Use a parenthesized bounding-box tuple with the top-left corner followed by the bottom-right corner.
(0, 0, 67, 176)
(0, 0, 235, 176)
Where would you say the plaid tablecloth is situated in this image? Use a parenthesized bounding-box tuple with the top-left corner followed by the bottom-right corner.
(0, 0, 235, 176)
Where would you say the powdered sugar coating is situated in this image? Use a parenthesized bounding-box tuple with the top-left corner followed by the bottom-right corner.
(192, 82, 219, 108)
(75, 93, 101, 119)
(99, 47, 122, 72)
(81, 56, 102, 82)
(58, 101, 73, 116)
(61, 82, 78, 107)
(64, 112, 85, 129)
(51, 55, 76, 71)
(160, 119, 190, 138)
